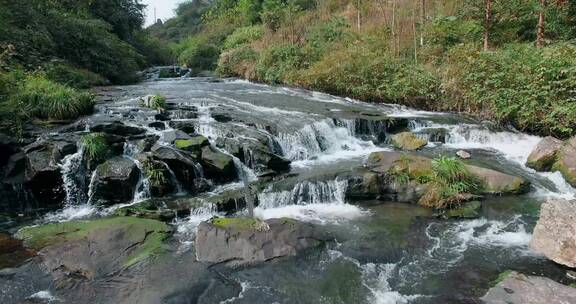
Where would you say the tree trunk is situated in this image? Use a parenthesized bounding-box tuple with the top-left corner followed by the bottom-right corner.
(420, 0, 425, 46)
(536, 0, 546, 48)
(484, 0, 493, 51)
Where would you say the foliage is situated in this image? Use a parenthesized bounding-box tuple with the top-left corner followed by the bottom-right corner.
(10, 75, 95, 121)
(82, 133, 110, 163)
(217, 45, 259, 78)
(142, 159, 169, 188)
(223, 25, 265, 50)
(442, 43, 576, 138)
(256, 44, 310, 83)
(419, 156, 482, 209)
(43, 62, 108, 89)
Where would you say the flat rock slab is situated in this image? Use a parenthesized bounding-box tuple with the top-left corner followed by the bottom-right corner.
(195, 218, 330, 267)
(530, 199, 576, 267)
(481, 271, 576, 304)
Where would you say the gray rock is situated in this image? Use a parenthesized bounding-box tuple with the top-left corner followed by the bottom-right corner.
(456, 150, 471, 159)
(526, 136, 563, 171)
(553, 137, 576, 187)
(91, 157, 140, 205)
(481, 271, 576, 304)
(162, 129, 192, 144)
(530, 199, 576, 267)
(90, 121, 145, 137)
(199, 146, 237, 184)
(391, 132, 427, 150)
(151, 145, 208, 193)
(196, 218, 329, 267)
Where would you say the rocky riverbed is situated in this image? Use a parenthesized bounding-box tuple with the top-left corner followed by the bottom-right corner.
(1, 76, 576, 303)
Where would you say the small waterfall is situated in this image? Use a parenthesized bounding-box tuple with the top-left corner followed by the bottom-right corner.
(232, 155, 257, 184)
(163, 162, 185, 195)
(86, 170, 98, 205)
(123, 142, 151, 204)
(258, 179, 348, 209)
(254, 179, 366, 224)
(59, 146, 87, 205)
(276, 119, 376, 161)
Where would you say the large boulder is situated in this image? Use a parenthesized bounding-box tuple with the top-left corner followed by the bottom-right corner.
(530, 199, 576, 267)
(466, 165, 530, 195)
(195, 218, 329, 267)
(15, 217, 170, 281)
(151, 145, 208, 193)
(526, 136, 564, 171)
(90, 121, 145, 137)
(175, 135, 210, 154)
(391, 132, 427, 151)
(553, 137, 576, 187)
(199, 146, 237, 184)
(91, 157, 140, 205)
(481, 271, 576, 304)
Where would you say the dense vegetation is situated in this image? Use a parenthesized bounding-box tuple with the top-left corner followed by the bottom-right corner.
(157, 0, 576, 138)
(0, 0, 173, 134)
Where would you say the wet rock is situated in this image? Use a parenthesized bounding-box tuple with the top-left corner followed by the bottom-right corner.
(0, 134, 19, 167)
(148, 121, 165, 130)
(169, 121, 196, 134)
(467, 165, 529, 195)
(456, 150, 471, 159)
(526, 136, 563, 171)
(175, 136, 210, 153)
(481, 271, 576, 304)
(346, 170, 384, 200)
(212, 113, 233, 123)
(199, 146, 237, 184)
(217, 136, 290, 175)
(155, 112, 171, 121)
(418, 127, 448, 143)
(439, 201, 481, 219)
(114, 200, 180, 221)
(196, 218, 329, 267)
(530, 199, 576, 268)
(90, 121, 145, 137)
(162, 130, 192, 144)
(91, 157, 140, 205)
(553, 137, 576, 187)
(0, 233, 35, 269)
(391, 132, 427, 151)
(151, 145, 207, 193)
(15, 217, 171, 282)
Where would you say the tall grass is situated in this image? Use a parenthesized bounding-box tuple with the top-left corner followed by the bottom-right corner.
(11, 75, 95, 120)
(81, 133, 109, 163)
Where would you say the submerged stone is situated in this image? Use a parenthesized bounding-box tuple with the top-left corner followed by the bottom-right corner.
(481, 271, 576, 304)
(439, 201, 481, 219)
(196, 217, 330, 267)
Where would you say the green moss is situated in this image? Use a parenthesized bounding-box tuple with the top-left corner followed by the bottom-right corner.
(569, 283, 576, 289)
(210, 217, 265, 230)
(491, 270, 513, 287)
(440, 201, 481, 219)
(391, 132, 428, 151)
(15, 217, 170, 267)
(175, 136, 209, 151)
(82, 132, 109, 163)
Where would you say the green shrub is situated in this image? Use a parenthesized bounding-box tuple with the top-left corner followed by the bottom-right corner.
(142, 159, 169, 188)
(419, 156, 482, 209)
(256, 44, 310, 83)
(82, 133, 109, 163)
(299, 47, 440, 102)
(217, 45, 259, 78)
(178, 38, 221, 72)
(43, 62, 107, 89)
(11, 75, 95, 120)
(442, 43, 576, 138)
(141, 94, 167, 110)
(223, 25, 264, 50)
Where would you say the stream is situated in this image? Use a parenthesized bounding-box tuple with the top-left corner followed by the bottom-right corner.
(1, 77, 574, 303)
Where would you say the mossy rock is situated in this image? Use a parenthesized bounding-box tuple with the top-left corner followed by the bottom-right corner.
(175, 136, 209, 152)
(391, 132, 428, 151)
(15, 216, 171, 267)
(439, 201, 482, 219)
(490, 270, 513, 287)
(113, 200, 179, 221)
(210, 217, 268, 231)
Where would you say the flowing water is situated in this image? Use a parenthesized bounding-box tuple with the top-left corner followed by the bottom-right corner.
(1, 77, 575, 303)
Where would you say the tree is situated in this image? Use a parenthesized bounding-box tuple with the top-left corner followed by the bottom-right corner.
(536, 0, 546, 48)
(484, 0, 493, 51)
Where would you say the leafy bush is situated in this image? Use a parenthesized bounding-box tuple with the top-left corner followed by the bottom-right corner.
(11, 75, 95, 120)
(299, 47, 440, 103)
(256, 44, 310, 83)
(217, 45, 259, 78)
(177, 37, 221, 73)
(43, 62, 107, 89)
(442, 43, 576, 138)
(82, 133, 109, 163)
(419, 156, 482, 209)
(142, 159, 169, 188)
(223, 25, 264, 50)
